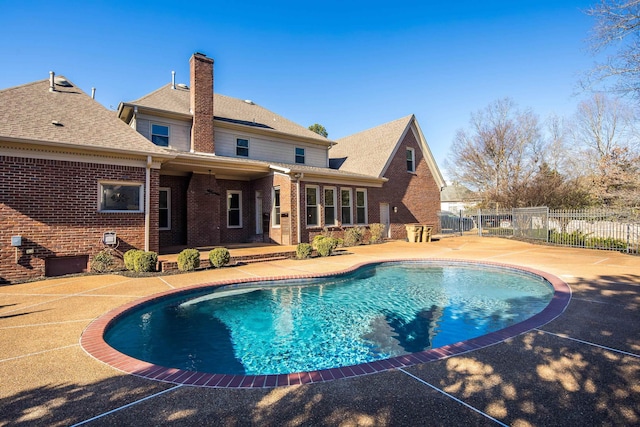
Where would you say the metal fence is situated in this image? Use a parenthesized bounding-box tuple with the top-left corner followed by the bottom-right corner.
(439, 207, 639, 254)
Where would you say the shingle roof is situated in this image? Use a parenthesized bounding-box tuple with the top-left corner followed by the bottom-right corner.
(441, 184, 479, 202)
(329, 115, 414, 177)
(127, 84, 330, 144)
(0, 77, 169, 156)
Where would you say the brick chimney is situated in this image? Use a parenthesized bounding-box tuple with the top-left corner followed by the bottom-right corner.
(189, 52, 214, 153)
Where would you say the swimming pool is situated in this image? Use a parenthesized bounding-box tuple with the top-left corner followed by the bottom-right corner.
(95, 260, 567, 383)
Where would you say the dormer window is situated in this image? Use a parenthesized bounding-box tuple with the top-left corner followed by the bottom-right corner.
(236, 138, 249, 157)
(295, 147, 305, 164)
(151, 124, 169, 147)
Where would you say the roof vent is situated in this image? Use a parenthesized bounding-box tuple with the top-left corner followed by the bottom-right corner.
(54, 77, 72, 87)
(244, 100, 254, 105)
(177, 83, 189, 89)
(51, 120, 63, 126)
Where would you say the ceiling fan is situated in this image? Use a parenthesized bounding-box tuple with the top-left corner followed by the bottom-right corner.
(205, 170, 220, 196)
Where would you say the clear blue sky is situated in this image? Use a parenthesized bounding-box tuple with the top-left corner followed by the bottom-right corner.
(1, 0, 598, 180)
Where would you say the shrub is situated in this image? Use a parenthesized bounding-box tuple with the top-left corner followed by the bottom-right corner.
(91, 249, 116, 273)
(549, 230, 588, 246)
(316, 237, 338, 257)
(368, 223, 386, 244)
(177, 249, 200, 271)
(312, 234, 326, 250)
(343, 226, 365, 247)
(209, 248, 230, 268)
(296, 243, 313, 260)
(124, 249, 143, 271)
(135, 251, 158, 272)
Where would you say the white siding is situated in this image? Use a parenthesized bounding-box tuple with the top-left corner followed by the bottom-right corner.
(136, 114, 191, 151)
(215, 129, 327, 167)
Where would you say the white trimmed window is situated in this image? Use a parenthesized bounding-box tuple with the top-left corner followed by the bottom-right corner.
(227, 191, 242, 228)
(295, 147, 305, 164)
(306, 185, 319, 227)
(272, 187, 281, 227)
(356, 189, 368, 224)
(159, 187, 171, 230)
(324, 187, 337, 226)
(407, 147, 415, 172)
(99, 182, 144, 212)
(236, 138, 249, 157)
(151, 124, 169, 147)
(341, 188, 352, 225)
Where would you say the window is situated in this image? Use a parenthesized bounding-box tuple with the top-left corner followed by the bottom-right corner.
(356, 189, 368, 224)
(295, 147, 305, 164)
(324, 187, 337, 226)
(151, 124, 169, 147)
(159, 188, 171, 230)
(306, 186, 319, 227)
(407, 147, 415, 172)
(236, 138, 249, 157)
(99, 182, 143, 212)
(227, 191, 242, 228)
(272, 187, 281, 227)
(341, 188, 352, 225)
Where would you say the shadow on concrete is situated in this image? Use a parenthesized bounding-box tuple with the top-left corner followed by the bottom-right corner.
(0, 274, 637, 426)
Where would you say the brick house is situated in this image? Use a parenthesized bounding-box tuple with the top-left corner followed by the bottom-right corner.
(0, 74, 172, 283)
(0, 52, 444, 283)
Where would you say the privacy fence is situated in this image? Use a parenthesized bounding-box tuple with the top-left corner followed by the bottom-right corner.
(439, 207, 640, 254)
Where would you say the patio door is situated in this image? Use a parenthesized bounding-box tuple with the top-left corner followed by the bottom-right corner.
(255, 191, 263, 235)
(380, 203, 391, 238)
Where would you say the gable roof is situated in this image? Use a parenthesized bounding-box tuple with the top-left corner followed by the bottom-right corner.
(120, 84, 331, 145)
(0, 77, 170, 157)
(330, 115, 413, 177)
(330, 115, 446, 188)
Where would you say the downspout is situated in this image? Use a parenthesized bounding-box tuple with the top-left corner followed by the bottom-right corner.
(294, 173, 304, 244)
(145, 155, 152, 251)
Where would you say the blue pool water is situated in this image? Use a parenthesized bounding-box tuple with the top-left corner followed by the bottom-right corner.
(104, 262, 553, 375)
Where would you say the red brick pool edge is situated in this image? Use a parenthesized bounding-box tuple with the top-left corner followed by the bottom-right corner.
(79, 259, 572, 389)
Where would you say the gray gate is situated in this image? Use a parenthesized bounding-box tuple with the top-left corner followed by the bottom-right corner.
(513, 207, 549, 241)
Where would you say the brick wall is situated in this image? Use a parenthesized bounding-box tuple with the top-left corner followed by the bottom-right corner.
(0, 156, 150, 283)
(159, 175, 188, 248)
(370, 128, 441, 238)
(186, 172, 220, 247)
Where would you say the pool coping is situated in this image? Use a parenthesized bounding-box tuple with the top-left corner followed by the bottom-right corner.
(79, 258, 572, 389)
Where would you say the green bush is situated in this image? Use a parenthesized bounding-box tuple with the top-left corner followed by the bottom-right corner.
(586, 236, 628, 250)
(549, 230, 588, 246)
(209, 247, 230, 268)
(312, 234, 326, 250)
(368, 223, 386, 244)
(177, 249, 200, 271)
(91, 249, 116, 273)
(343, 226, 365, 247)
(316, 237, 338, 257)
(124, 249, 143, 271)
(296, 243, 313, 260)
(134, 251, 158, 272)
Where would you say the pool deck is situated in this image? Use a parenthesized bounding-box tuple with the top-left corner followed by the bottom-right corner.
(1, 236, 638, 426)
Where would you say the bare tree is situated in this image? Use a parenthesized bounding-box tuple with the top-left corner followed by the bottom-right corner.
(584, 0, 640, 98)
(569, 93, 640, 206)
(446, 98, 543, 208)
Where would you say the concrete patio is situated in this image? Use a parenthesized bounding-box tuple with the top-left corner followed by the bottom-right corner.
(1, 236, 638, 426)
